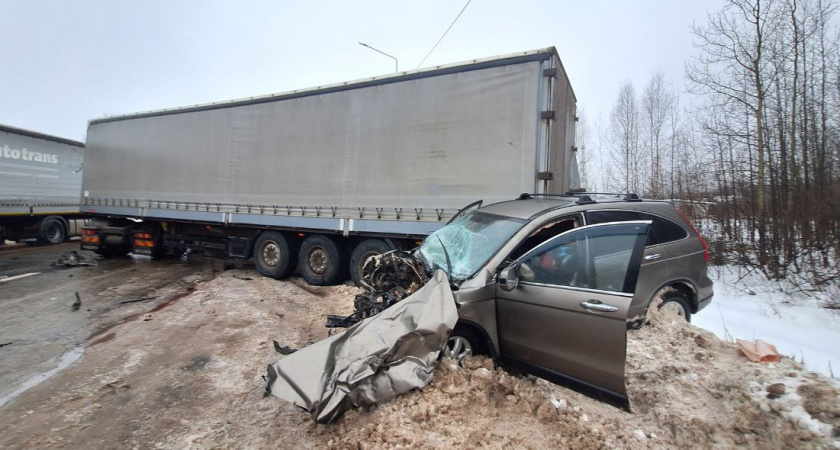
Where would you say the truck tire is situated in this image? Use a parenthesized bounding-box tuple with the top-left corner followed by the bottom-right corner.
(254, 231, 297, 279)
(37, 216, 67, 245)
(149, 234, 170, 259)
(349, 239, 391, 287)
(299, 234, 345, 286)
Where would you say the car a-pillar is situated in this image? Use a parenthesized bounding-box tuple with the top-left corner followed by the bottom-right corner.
(298, 234, 347, 286)
(253, 230, 299, 279)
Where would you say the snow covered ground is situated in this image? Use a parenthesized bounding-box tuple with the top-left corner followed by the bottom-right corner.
(694, 265, 840, 378)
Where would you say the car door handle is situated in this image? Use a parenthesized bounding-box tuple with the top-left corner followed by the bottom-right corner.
(580, 300, 619, 313)
(644, 253, 662, 261)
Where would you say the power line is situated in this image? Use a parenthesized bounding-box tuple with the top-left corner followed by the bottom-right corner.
(415, 0, 472, 69)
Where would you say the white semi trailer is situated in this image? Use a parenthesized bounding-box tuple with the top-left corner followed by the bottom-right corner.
(0, 124, 86, 245)
(81, 47, 580, 285)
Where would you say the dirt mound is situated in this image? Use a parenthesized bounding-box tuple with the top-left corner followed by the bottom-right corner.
(626, 304, 837, 447)
(330, 357, 644, 448)
(1, 272, 838, 448)
(326, 293, 840, 448)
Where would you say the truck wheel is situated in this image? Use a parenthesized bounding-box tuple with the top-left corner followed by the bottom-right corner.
(150, 234, 170, 259)
(299, 234, 345, 286)
(38, 216, 67, 245)
(254, 231, 297, 279)
(349, 239, 391, 287)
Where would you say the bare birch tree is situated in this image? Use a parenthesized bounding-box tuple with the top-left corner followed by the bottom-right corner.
(609, 80, 643, 194)
(641, 70, 674, 199)
(686, 0, 840, 284)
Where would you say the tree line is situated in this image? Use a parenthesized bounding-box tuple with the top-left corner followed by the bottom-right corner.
(579, 0, 839, 286)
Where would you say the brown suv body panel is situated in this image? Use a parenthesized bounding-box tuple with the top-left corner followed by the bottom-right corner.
(434, 195, 713, 405)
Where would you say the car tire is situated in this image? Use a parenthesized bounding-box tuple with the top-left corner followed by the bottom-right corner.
(299, 234, 345, 286)
(38, 216, 67, 245)
(658, 290, 692, 322)
(442, 327, 486, 364)
(254, 231, 297, 279)
(349, 239, 391, 287)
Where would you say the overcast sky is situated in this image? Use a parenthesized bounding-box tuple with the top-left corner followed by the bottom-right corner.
(0, 1, 725, 141)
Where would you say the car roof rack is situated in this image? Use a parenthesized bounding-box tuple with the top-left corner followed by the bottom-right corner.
(517, 192, 643, 205)
(517, 192, 597, 206)
(517, 193, 573, 200)
(562, 191, 643, 202)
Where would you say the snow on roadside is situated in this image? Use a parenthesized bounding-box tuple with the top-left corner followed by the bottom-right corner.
(694, 265, 840, 378)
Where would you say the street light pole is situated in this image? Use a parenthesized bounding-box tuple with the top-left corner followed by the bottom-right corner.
(358, 42, 399, 73)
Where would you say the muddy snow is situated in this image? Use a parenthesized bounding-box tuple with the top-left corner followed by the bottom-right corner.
(1, 269, 838, 449)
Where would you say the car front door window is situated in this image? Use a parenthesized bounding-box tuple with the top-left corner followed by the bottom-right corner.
(520, 222, 647, 293)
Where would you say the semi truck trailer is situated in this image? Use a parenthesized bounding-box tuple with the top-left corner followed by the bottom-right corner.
(81, 47, 580, 285)
(0, 124, 87, 245)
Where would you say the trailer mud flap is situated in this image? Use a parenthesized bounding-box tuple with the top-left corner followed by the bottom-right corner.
(265, 270, 457, 423)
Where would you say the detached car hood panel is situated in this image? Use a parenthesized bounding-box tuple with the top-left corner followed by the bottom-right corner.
(265, 270, 458, 423)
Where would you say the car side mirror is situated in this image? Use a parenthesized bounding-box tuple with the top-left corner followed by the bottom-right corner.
(499, 265, 519, 291)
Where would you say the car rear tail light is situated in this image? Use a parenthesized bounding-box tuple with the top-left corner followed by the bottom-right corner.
(676, 208, 709, 262)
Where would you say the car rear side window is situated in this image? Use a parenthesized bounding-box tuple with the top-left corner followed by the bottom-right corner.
(586, 210, 687, 246)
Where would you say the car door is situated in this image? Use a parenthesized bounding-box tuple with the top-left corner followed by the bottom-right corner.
(585, 211, 672, 295)
(495, 221, 650, 405)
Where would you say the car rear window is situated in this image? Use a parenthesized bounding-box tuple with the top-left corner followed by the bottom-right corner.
(585, 210, 687, 246)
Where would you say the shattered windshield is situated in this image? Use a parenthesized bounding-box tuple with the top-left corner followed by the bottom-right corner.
(419, 211, 526, 281)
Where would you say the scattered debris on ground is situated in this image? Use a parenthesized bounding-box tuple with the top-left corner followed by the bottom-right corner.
(53, 250, 98, 267)
(326, 251, 428, 329)
(118, 296, 156, 305)
(0, 270, 838, 448)
(71, 292, 81, 311)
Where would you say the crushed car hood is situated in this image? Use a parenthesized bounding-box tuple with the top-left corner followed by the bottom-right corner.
(265, 270, 458, 423)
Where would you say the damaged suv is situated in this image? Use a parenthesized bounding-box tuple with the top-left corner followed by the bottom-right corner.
(354, 193, 713, 406)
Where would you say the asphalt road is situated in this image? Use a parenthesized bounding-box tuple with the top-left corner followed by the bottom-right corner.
(0, 242, 211, 407)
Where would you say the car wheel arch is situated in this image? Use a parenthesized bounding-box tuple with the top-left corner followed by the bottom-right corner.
(451, 319, 498, 359)
(648, 280, 698, 313)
